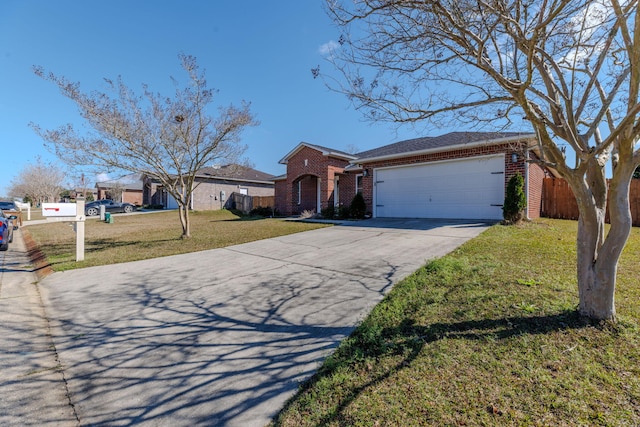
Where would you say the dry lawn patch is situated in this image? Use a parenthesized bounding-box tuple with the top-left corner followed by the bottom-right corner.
(25, 210, 328, 272)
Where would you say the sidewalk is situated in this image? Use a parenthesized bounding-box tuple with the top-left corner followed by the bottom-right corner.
(0, 228, 78, 426)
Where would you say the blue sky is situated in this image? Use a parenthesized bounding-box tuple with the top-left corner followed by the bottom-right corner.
(0, 0, 429, 197)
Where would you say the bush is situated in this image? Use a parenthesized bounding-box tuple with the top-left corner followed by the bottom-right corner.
(350, 192, 366, 219)
(144, 204, 165, 210)
(336, 205, 351, 219)
(249, 206, 275, 217)
(321, 206, 335, 219)
(503, 172, 527, 224)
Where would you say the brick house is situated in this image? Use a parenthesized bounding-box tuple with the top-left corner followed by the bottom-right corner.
(274, 132, 549, 220)
(144, 165, 275, 210)
(96, 174, 144, 206)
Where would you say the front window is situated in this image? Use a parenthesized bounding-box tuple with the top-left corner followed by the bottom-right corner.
(356, 174, 363, 195)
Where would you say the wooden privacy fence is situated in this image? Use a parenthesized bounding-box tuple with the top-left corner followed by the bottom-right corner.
(228, 192, 275, 214)
(541, 178, 640, 226)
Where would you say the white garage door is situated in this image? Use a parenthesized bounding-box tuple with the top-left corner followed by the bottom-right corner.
(375, 154, 505, 220)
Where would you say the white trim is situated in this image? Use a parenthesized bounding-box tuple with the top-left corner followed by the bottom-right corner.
(278, 142, 358, 165)
(355, 174, 363, 195)
(297, 180, 301, 205)
(316, 178, 322, 213)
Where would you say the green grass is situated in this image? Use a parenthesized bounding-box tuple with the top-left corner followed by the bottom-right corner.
(25, 210, 329, 271)
(272, 219, 640, 426)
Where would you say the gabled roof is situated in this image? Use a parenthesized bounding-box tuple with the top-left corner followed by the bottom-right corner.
(196, 165, 275, 184)
(354, 132, 536, 163)
(279, 142, 358, 164)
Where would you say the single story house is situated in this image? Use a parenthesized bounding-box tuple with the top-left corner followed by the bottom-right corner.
(144, 165, 275, 210)
(96, 173, 144, 206)
(274, 132, 550, 221)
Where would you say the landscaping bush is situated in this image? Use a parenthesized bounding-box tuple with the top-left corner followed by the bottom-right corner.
(249, 206, 275, 217)
(336, 205, 351, 219)
(321, 206, 335, 219)
(350, 192, 366, 219)
(503, 172, 527, 224)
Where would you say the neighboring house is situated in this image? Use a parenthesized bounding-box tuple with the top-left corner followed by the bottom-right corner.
(143, 165, 275, 210)
(96, 174, 144, 206)
(274, 132, 551, 221)
(71, 188, 98, 201)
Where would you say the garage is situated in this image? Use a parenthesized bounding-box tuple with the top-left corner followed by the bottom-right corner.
(374, 154, 505, 220)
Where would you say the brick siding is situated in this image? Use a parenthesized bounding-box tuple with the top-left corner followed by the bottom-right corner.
(276, 139, 545, 218)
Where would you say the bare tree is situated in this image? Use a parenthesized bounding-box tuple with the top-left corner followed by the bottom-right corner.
(32, 54, 257, 238)
(324, 0, 640, 320)
(9, 156, 67, 205)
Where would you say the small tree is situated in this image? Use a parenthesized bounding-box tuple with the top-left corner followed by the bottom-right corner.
(503, 173, 527, 224)
(31, 54, 257, 238)
(350, 192, 366, 219)
(9, 156, 67, 205)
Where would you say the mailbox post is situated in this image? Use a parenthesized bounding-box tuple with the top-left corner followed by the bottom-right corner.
(42, 199, 86, 262)
(75, 198, 85, 261)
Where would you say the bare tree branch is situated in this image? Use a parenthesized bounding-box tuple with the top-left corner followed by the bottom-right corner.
(31, 54, 258, 238)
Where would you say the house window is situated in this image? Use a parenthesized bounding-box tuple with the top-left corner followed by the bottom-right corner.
(239, 187, 248, 195)
(356, 174, 364, 195)
(297, 180, 301, 205)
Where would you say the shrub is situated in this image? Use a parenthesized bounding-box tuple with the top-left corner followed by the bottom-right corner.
(503, 172, 527, 224)
(350, 192, 366, 219)
(249, 206, 274, 217)
(336, 205, 351, 219)
(321, 205, 335, 219)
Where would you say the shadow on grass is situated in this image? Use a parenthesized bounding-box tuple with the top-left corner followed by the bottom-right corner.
(217, 216, 268, 222)
(274, 311, 600, 426)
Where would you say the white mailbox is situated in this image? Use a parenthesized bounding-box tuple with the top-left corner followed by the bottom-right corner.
(42, 203, 78, 218)
(42, 201, 86, 262)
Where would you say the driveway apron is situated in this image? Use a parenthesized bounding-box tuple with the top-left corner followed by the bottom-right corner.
(39, 219, 491, 426)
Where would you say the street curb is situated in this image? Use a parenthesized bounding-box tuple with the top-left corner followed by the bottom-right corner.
(21, 228, 54, 280)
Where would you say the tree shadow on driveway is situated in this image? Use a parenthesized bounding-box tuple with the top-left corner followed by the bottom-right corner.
(42, 262, 388, 427)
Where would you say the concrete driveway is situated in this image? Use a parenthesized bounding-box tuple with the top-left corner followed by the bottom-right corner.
(38, 219, 491, 426)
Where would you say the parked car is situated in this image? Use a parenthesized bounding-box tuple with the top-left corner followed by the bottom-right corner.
(0, 201, 21, 229)
(84, 199, 137, 216)
(0, 201, 17, 211)
(0, 209, 16, 251)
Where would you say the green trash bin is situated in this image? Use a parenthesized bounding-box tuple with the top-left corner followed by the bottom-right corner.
(105, 212, 114, 223)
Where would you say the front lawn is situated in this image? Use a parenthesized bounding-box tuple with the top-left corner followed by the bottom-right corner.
(25, 210, 329, 271)
(272, 219, 640, 426)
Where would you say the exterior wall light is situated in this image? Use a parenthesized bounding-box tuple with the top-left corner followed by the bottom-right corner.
(511, 153, 518, 163)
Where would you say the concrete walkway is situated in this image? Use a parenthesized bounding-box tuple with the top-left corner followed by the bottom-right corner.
(12, 219, 489, 426)
(0, 228, 78, 426)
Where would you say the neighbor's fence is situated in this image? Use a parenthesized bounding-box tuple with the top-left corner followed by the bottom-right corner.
(541, 178, 640, 226)
(228, 193, 275, 214)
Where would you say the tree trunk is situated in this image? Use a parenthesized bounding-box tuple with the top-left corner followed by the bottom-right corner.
(572, 167, 633, 321)
(178, 203, 191, 239)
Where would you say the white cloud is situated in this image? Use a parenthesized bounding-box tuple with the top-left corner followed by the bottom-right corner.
(96, 173, 110, 182)
(319, 40, 340, 57)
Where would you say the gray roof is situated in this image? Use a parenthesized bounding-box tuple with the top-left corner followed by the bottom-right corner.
(355, 132, 535, 162)
(197, 165, 275, 183)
